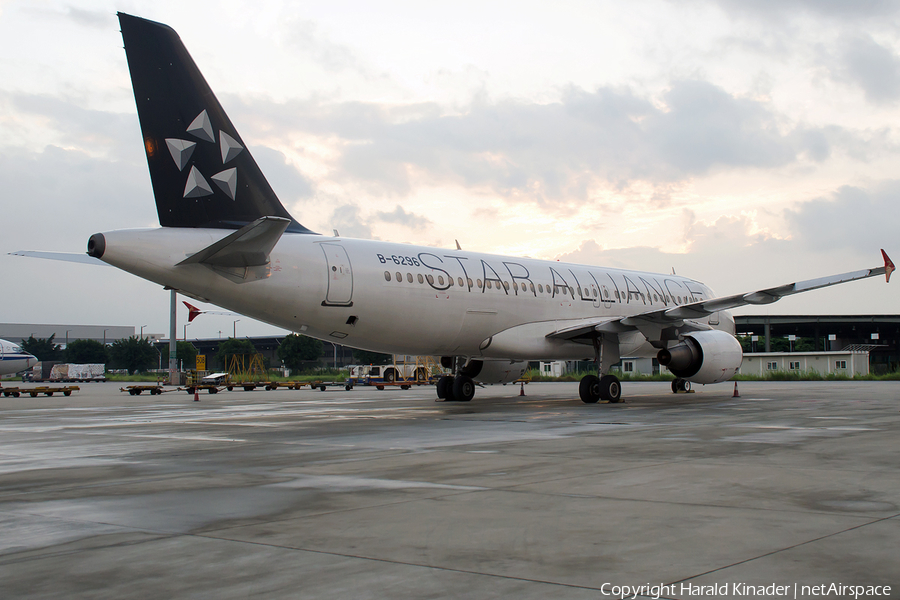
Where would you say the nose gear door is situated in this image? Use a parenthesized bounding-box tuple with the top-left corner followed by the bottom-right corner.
(321, 243, 353, 306)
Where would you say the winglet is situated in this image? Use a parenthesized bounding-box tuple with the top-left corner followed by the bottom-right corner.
(882, 249, 894, 283)
(183, 301, 202, 323)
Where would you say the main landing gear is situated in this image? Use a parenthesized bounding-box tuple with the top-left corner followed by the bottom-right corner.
(671, 378, 691, 393)
(578, 334, 623, 404)
(436, 374, 475, 402)
(578, 374, 622, 404)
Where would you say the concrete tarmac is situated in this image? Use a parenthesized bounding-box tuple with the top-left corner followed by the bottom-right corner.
(0, 380, 897, 599)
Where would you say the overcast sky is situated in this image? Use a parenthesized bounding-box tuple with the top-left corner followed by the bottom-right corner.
(2, 0, 899, 341)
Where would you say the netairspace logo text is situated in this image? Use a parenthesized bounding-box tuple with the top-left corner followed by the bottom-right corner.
(599, 582, 892, 599)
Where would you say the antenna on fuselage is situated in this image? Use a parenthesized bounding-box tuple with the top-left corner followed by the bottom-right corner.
(455, 239, 461, 250)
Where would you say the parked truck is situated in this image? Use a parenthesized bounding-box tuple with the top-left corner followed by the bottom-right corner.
(346, 356, 443, 388)
(30, 363, 106, 382)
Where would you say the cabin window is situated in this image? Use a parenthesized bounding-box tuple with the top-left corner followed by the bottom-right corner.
(477, 279, 483, 288)
(538, 284, 543, 293)
(583, 288, 589, 297)
(458, 277, 464, 287)
(395, 272, 402, 282)
(438, 276, 444, 285)
(426, 274, 434, 285)
(530, 283, 535, 293)
(615, 291, 620, 300)
(503, 281, 510, 291)
(604, 289, 609, 298)
(677, 296, 682, 303)
(447, 277, 453, 287)
(653, 294, 658, 301)
(593, 289, 598, 297)
(417, 274, 424, 284)
(407, 273, 413, 283)
(467, 278, 473, 288)
(384, 271, 391, 281)
(486, 280, 492, 289)
(568, 286, 574, 296)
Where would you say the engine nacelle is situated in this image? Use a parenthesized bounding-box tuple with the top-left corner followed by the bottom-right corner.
(461, 359, 529, 385)
(657, 330, 743, 384)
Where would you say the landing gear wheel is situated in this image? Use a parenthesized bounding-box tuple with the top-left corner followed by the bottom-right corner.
(452, 375, 475, 402)
(436, 375, 453, 399)
(599, 375, 622, 403)
(579, 375, 601, 403)
(672, 378, 691, 393)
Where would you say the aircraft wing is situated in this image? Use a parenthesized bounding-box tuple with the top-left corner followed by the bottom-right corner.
(547, 250, 894, 344)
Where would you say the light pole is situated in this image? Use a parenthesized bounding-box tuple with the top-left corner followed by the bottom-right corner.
(65, 329, 71, 348)
(233, 319, 240, 338)
(140, 325, 147, 340)
(184, 322, 191, 341)
(103, 328, 109, 345)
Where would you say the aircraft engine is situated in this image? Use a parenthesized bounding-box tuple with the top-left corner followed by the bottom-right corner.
(656, 330, 742, 384)
(461, 359, 529, 384)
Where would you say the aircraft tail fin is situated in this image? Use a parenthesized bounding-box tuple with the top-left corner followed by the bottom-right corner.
(118, 13, 313, 233)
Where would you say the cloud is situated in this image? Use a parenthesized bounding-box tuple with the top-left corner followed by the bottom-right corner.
(700, 0, 900, 20)
(828, 36, 900, 105)
(251, 146, 315, 203)
(374, 205, 431, 230)
(63, 6, 114, 29)
(0, 145, 155, 250)
(280, 18, 375, 78)
(236, 80, 851, 205)
(328, 203, 375, 239)
(3, 91, 137, 159)
(785, 181, 900, 253)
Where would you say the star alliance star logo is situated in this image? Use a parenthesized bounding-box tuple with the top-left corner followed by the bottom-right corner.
(164, 110, 243, 200)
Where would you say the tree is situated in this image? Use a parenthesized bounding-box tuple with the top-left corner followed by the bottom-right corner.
(277, 334, 324, 371)
(217, 338, 256, 371)
(65, 339, 109, 364)
(21, 334, 63, 362)
(352, 349, 393, 365)
(176, 341, 198, 368)
(109, 336, 157, 374)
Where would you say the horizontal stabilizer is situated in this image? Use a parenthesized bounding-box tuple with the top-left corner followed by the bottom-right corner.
(9, 251, 109, 266)
(177, 216, 290, 268)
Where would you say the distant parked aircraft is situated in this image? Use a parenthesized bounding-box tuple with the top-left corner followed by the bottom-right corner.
(0, 339, 37, 376)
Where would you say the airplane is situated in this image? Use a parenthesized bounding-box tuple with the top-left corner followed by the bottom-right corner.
(31, 13, 897, 403)
(0, 339, 38, 377)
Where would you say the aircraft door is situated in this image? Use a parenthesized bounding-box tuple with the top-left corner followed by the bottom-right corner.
(321, 243, 354, 306)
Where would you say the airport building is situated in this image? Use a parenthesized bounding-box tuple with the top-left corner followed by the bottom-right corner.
(0, 324, 140, 346)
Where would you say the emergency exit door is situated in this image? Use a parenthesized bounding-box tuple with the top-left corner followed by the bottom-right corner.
(321, 243, 354, 306)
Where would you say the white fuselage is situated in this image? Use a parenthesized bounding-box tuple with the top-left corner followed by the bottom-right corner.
(0, 339, 37, 376)
(97, 228, 734, 360)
